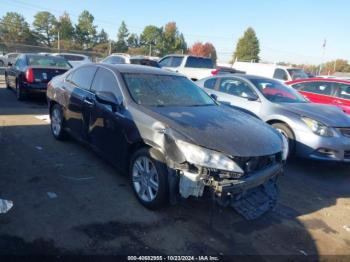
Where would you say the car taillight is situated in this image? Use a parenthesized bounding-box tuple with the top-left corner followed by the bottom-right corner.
(25, 68, 34, 83)
(211, 69, 218, 76)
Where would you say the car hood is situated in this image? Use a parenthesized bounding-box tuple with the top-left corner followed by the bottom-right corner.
(277, 103, 350, 127)
(145, 105, 282, 157)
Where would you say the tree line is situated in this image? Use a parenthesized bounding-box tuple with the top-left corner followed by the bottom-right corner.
(0, 11, 218, 60)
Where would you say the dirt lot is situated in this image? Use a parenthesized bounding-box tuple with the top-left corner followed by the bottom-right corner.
(0, 84, 350, 259)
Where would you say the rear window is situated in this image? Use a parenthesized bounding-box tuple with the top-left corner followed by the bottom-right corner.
(185, 57, 214, 69)
(27, 55, 71, 69)
(130, 59, 160, 68)
(63, 55, 85, 61)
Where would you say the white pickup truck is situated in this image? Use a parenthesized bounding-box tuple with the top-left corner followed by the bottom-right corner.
(158, 55, 217, 81)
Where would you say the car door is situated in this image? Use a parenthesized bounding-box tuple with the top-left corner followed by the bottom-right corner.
(7, 56, 21, 87)
(200, 77, 218, 96)
(159, 56, 183, 73)
(333, 82, 350, 115)
(87, 67, 127, 166)
(214, 77, 261, 115)
(64, 65, 97, 140)
(291, 81, 334, 105)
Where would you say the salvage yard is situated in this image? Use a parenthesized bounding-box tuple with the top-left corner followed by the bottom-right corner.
(0, 83, 350, 257)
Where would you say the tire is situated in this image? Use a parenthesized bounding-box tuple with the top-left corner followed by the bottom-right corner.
(272, 123, 295, 156)
(0, 60, 4, 67)
(50, 104, 67, 140)
(129, 147, 169, 209)
(5, 75, 10, 89)
(16, 81, 26, 101)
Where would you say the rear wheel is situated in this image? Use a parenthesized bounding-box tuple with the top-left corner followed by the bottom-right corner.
(50, 104, 66, 140)
(272, 123, 295, 157)
(5, 75, 10, 89)
(16, 81, 26, 101)
(129, 147, 169, 209)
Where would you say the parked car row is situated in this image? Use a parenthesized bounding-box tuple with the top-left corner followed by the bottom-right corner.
(3, 51, 350, 219)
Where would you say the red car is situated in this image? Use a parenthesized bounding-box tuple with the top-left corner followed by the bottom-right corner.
(286, 78, 350, 115)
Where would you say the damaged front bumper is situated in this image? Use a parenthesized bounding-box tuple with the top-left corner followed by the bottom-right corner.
(176, 162, 284, 220)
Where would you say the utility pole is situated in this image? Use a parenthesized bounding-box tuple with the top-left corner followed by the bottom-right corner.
(109, 41, 112, 55)
(319, 38, 326, 75)
(57, 31, 60, 52)
(149, 44, 152, 56)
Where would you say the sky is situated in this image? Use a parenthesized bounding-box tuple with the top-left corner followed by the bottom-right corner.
(0, 0, 349, 64)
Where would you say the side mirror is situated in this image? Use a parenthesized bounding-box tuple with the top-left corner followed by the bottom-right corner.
(241, 92, 259, 101)
(210, 94, 218, 101)
(95, 91, 121, 111)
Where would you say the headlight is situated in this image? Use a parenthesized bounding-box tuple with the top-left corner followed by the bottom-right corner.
(281, 134, 289, 161)
(176, 140, 243, 173)
(301, 117, 334, 137)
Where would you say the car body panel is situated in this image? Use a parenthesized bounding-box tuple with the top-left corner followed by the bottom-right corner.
(286, 78, 350, 115)
(47, 64, 284, 218)
(197, 74, 350, 161)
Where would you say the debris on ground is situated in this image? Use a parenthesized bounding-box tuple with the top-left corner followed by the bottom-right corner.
(231, 179, 278, 220)
(0, 198, 13, 214)
(343, 225, 350, 232)
(47, 192, 58, 199)
(35, 146, 43, 151)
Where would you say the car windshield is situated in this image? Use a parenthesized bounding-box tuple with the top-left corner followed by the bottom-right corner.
(250, 78, 308, 103)
(287, 69, 309, 80)
(27, 55, 72, 69)
(123, 73, 216, 107)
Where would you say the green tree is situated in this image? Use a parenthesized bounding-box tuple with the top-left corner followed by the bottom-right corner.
(139, 25, 162, 54)
(32, 11, 57, 47)
(161, 22, 187, 56)
(57, 12, 74, 41)
(233, 27, 260, 62)
(75, 10, 97, 48)
(127, 33, 139, 48)
(0, 12, 36, 44)
(96, 29, 108, 44)
(115, 21, 129, 52)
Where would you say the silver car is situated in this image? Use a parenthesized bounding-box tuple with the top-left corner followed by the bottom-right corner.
(196, 74, 350, 162)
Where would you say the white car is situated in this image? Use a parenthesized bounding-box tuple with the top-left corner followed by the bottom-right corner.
(52, 53, 91, 67)
(0, 53, 20, 67)
(158, 54, 216, 81)
(100, 53, 131, 64)
(233, 61, 309, 82)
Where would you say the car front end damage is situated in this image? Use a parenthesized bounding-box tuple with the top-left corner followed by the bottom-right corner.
(162, 133, 287, 220)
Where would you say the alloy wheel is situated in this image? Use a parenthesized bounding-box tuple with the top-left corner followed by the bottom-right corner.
(51, 107, 62, 137)
(132, 156, 159, 202)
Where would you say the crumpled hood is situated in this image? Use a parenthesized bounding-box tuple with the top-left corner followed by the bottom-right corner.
(145, 105, 282, 157)
(277, 103, 350, 127)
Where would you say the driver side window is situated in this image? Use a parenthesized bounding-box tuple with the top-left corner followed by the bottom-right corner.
(91, 68, 123, 102)
(218, 78, 257, 99)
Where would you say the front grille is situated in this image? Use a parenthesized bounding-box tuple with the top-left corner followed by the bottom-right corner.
(338, 128, 350, 138)
(345, 151, 350, 159)
(233, 153, 282, 174)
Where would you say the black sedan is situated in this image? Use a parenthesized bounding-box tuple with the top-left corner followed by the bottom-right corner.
(47, 64, 287, 219)
(5, 53, 72, 100)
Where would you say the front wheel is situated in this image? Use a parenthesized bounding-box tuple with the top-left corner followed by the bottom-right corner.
(272, 123, 295, 157)
(129, 147, 169, 209)
(50, 104, 67, 140)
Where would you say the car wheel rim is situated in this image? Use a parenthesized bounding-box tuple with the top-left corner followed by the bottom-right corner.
(51, 108, 62, 136)
(132, 156, 159, 202)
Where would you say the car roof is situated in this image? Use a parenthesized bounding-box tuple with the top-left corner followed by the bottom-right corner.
(286, 77, 350, 85)
(211, 73, 277, 82)
(99, 63, 179, 76)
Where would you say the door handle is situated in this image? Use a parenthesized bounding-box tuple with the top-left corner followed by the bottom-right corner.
(83, 98, 94, 106)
